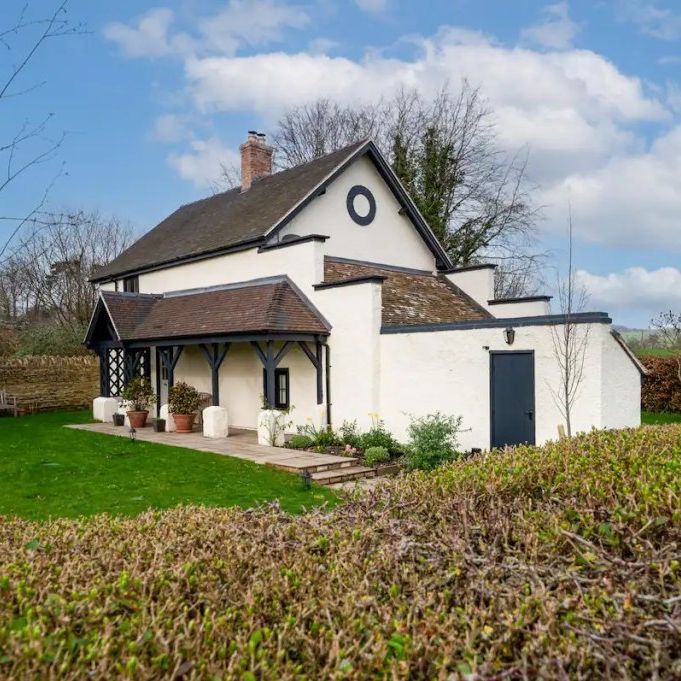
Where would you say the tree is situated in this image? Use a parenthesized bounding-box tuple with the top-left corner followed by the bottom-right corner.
(2, 210, 133, 331)
(650, 310, 681, 387)
(0, 1, 84, 260)
(271, 85, 542, 294)
(550, 203, 589, 438)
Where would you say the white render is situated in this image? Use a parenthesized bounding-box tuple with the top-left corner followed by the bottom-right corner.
(92, 138, 642, 450)
(92, 396, 119, 423)
(257, 409, 287, 446)
(202, 406, 229, 439)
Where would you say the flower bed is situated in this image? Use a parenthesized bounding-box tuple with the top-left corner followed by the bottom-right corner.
(1, 425, 680, 678)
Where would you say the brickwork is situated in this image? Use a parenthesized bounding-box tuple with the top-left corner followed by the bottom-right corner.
(239, 132, 273, 191)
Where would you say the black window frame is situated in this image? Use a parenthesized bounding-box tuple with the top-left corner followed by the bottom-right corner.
(262, 367, 290, 410)
(123, 275, 139, 293)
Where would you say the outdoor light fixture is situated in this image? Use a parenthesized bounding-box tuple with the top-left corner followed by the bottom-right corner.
(129, 426, 136, 442)
(301, 469, 312, 490)
(504, 327, 516, 345)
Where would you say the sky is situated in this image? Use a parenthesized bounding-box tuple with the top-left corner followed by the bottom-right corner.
(1, 0, 681, 327)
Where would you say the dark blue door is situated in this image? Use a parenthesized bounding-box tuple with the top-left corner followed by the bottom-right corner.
(490, 352, 535, 448)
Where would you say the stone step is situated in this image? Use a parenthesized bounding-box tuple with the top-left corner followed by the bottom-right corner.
(311, 465, 377, 486)
(270, 456, 359, 474)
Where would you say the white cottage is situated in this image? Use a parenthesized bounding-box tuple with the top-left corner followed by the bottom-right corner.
(85, 132, 642, 450)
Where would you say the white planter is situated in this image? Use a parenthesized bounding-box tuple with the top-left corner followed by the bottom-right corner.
(257, 409, 286, 446)
(203, 406, 229, 439)
(159, 404, 176, 432)
(92, 397, 120, 423)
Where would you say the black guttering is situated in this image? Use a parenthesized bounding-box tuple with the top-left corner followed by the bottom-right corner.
(258, 234, 329, 252)
(314, 275, 387, 291)
(381, 312, 612, 334)
(488, 295, 552, 305)
(442, 263, 497, 273)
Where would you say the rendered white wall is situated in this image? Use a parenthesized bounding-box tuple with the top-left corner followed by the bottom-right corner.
(488, 300, 551, 318)
(316, 280, 383, 432)
(166, 341, 323, 432)
(379, 322, 639, 451)
(278, 156, 437, 273)
(444, 268, 495, 308)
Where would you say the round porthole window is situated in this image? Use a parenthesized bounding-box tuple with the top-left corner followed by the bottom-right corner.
(346, 185, 376, 226)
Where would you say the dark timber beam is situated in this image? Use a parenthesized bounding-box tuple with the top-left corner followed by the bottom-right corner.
(159, 346, 183, 390)
(298, 340, 324, 405)
(199, 343, 230, 406)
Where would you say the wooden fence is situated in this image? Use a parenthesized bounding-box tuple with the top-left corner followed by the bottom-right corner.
(0, 356, 99, 413)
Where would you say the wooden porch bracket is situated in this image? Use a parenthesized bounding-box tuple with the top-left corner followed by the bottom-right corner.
(199, 343, 231, 405)
(251, 340, 296, 408)
(298, 340, 324, 405)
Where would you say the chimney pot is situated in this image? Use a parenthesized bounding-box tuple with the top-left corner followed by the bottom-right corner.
(240, 130, 273, 191)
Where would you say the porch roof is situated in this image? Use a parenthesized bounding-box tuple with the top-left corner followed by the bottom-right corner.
(87, 276, 330, 346)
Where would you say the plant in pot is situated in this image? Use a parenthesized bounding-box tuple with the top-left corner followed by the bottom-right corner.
(121, 377, 156, 429)
(168, 381, 201, 433)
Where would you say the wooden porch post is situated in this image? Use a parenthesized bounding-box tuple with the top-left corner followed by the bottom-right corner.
(199, 343, 230, 406)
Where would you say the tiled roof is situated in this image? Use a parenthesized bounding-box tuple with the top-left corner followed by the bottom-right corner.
(92, 140, 369, 281)
(99, 278, 329, 342)
(323, 258, 492, 326)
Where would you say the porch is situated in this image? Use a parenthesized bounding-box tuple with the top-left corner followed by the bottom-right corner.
(68, 422, 377, 485)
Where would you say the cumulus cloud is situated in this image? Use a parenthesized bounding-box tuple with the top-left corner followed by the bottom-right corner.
(167, 137, 240, 188)
(104, 1, 309, 59)
(576, 267, 681, 316)
(151, 114, 193, 143)
(521, 1, 580, 50)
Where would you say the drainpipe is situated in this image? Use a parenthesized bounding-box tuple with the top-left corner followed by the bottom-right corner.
(325, 344, 332, 427)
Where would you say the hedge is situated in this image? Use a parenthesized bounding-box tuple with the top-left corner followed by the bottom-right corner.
(1, 425, 680, 678)
(641, 354, 681, 412)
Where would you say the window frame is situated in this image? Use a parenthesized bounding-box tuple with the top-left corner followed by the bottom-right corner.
(123, 276, 139, 293)
(262, 367, 290, 410)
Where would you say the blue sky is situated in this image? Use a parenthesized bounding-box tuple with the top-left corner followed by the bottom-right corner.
(2, 0, 681, 326)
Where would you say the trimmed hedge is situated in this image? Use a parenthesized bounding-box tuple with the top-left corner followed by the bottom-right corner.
(641, 354, 681, 412)
(1, 426, 680, 678)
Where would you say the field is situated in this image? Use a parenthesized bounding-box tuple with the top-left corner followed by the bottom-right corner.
(642, 410, 681, 425)
(0, 411, 335, 519)
(1, 423, 680, 678)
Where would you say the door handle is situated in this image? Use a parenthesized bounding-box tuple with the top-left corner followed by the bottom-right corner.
(525, 410, 534, 421)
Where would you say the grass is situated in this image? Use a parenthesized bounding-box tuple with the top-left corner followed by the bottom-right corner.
(634, 347, 676, 358)
(642, 410, 681, 424)
(0, 410, 336, 520)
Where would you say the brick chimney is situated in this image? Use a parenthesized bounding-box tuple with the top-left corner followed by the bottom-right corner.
(240, 131, 273, 191)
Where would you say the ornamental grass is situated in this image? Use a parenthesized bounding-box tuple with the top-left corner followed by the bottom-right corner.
(1, 425, 680, 679)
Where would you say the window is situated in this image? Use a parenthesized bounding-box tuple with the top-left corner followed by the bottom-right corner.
(262, 368, 290, 409)
(123, 276, 139, 293)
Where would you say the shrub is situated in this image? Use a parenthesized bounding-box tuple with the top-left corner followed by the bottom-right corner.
(641, 355, 681, 412)
(16, 321, 89, 357)
(297, 422, 339, 448)
(1, 426, 680, 678)
(338, 419, 361, 448)
(288, 434, 313, 450)
(121, 376, 156, 411)
(364, 446, 389, 466)
(359, 416, 401, 454)
(404, 412, 463, 471)
(168, 381, 201, 414)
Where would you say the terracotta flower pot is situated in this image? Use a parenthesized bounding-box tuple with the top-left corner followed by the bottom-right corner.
(127, 410, 149, 429)
(173, 413, 196, 433)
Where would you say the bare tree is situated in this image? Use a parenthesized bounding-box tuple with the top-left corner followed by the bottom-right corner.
(0, 1, 84, 259)
(550, 203, 590, 437)
(650, 310, 681, 386)
(270, 84, 541, 293)
(5, 210, 133, 331)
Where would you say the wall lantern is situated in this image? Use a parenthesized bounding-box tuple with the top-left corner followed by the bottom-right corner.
(504, 327, 516, 346)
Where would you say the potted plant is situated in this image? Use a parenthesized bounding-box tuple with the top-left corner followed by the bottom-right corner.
(168, 381, 201, 433)
(121, 377, 156, 429)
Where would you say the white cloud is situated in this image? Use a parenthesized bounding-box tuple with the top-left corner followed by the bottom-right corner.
(542, 124, 681, 250)
(576, 267, 681, 316)
(167, 137, 240, 188)
(103, 8, 192, 59)
(617, 1, 681, 41)
(521, 1, 580, 50)
(151, 114, 192, 143)
(355, 0, 388, 12)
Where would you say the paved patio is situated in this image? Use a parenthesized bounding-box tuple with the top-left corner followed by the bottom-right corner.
(67, 422, 364, 477)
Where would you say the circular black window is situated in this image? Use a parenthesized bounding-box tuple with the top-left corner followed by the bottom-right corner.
(346, 185, 376, 226)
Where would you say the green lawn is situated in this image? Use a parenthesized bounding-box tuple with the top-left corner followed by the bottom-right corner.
(0, 411, 336, 520)
(642, 410, 681, 425)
